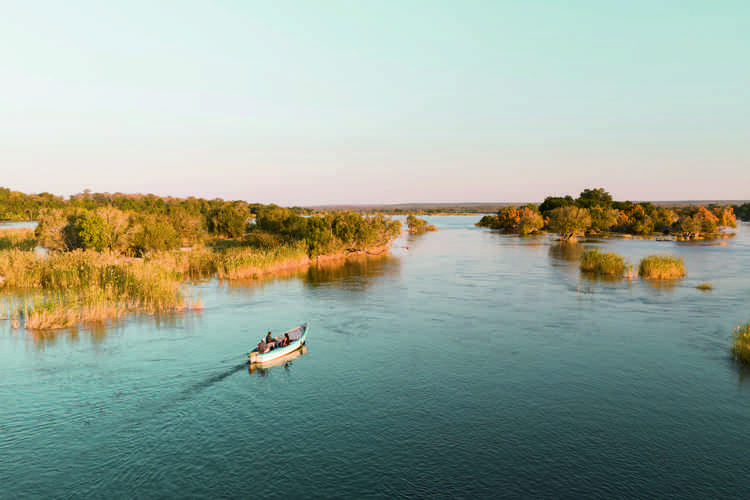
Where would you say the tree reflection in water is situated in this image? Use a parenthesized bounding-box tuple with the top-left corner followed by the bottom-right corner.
(303, 254, 401, 292)
(548, 241, 585, 265)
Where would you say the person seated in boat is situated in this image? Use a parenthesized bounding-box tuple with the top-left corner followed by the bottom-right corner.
(257, 339, 268, 354)
(265, 331, 275, 346)
(280, 333, 291, 347)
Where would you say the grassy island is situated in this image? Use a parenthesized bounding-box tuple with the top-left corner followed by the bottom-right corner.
(579, 249, 626, 276)
(406, 215, 437, 234)
(0, 188, 402, 330)
(638, 254, 687, 280)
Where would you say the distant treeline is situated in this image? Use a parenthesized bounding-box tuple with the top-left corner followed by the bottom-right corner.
(477, 188, 740, 240)
(318, 204, 509, 215)
(0, 187, 312, 221)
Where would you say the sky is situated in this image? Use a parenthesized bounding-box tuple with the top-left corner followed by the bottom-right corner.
(0, 0, 748, 205)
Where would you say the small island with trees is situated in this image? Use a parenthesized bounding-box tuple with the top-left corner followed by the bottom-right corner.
(477, 188, 738, 240)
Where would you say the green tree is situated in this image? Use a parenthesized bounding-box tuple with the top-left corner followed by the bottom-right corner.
(547, 206, 591, 240)
(576, 188, 613, 209)
(539, 196, 574, 215)
(588, 206, 619, 233)
(211, 203, 250, 238)
(128, 216, 180, 255)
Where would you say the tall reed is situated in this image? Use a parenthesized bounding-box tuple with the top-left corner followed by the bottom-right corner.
(214, 242, 309, 279)
(638, 254, 687, 280)
(0, 228, 36, 251)
(0, 249, 195, 329)
(731, 321, 750, 364)
(580, 249, 625, 276)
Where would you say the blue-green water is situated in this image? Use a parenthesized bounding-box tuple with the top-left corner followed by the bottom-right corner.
(2, 217, 750, 498)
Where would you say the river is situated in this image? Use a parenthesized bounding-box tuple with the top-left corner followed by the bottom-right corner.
(2, 216, 750, 498)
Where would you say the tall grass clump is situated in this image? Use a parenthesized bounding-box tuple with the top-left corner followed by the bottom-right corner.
(0, 228, 37, 251)
(731, 321, 750, 364)
(579, 249, 625, 276)
(0, 249, 198, 329)
(144, 247, 217, 279)
(215, 241, 309, 279)
(638, 254, 687, 280)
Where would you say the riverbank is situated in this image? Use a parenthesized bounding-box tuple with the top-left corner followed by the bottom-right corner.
(0, 244, 396, 330)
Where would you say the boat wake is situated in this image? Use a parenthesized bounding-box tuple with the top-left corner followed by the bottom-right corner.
(177, 362, 248, 402)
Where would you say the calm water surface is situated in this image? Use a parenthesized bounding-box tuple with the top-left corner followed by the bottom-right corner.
(2, 217, 750, 498)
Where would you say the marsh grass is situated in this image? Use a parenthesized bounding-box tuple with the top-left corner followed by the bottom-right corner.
(696, 282, 713, 291)
(638, 254, 687, 280)
(579, 249, 626, 276)
(0, 249, 196, 329)
(0, 228, 36, 251)
(214, 242, 309, 279)
(731, 321, 750, 364)
(0, 238, 366, 329)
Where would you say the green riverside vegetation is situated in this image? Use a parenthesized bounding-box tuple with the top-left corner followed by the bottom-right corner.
(579, 249, 626, 277)
(0, 188, 403, 330)
(406, 215, 437, 234)
(638, 254, 687, 280)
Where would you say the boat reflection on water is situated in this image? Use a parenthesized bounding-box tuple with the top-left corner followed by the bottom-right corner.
(248, 345, 308, 376)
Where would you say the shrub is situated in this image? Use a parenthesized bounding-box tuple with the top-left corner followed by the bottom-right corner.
(580, 249, 625, 276)
(128, 216, 180, 256)
(638, 254, 686, 280)
(406, 215, 437, 233)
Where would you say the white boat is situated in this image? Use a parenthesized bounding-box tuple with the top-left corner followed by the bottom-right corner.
(248, 323, 308, 364)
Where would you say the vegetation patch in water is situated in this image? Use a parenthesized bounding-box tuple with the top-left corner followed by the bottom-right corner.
(638, 254, 686, 280)
(579, 249, 626, 276)
(0, 228, 36, 251)
(406, 215, 437, 234)
(0, 250, 200, 329)
(731, 321, 750, 365)
(696, 282, 713, 291)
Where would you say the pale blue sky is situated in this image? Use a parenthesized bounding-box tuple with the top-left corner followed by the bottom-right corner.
(1, 1, 748, 204)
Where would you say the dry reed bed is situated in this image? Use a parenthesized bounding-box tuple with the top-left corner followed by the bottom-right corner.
(0, 242, 312, 329)
(0, 228, 36, 251)
(0, 249, 196, 330)
(638, 254, 687, 280)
